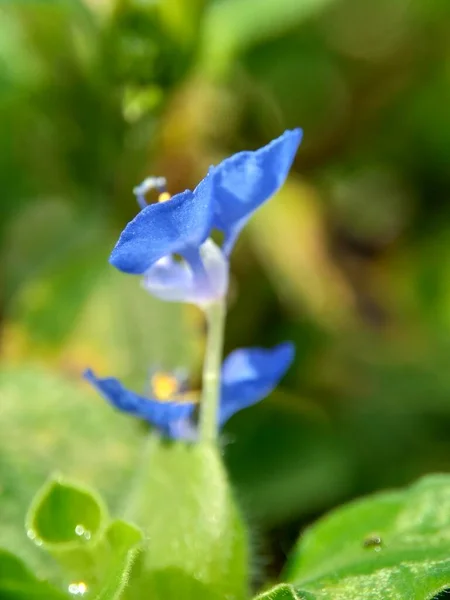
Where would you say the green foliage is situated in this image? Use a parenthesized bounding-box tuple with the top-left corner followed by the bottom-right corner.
(24, 440, 247, 599)
(0, 364, 141, 568)
(95, 520, 142, 600)
(27, 477, 106, 546)
(27, 477, 142, 598)
(284, 475, 450, 599)
(0, 549, 66, 599)
(123, 436, 248, 600)
(202, 0, 335, 74)
(255, 584, 300, 599)
(3, 0, 450, 595)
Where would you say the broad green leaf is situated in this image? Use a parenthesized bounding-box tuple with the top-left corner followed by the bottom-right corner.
(256, 584, 301, 599)
(122, 436, 249, 600)
(0, 548, 66, 600)
(285, 474, 450, 599)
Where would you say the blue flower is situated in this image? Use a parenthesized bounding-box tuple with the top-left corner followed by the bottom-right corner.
(218, 342, 295, 426)
(141, 239, 229, 305)
(209, 128, 303, 256)
(84, 342, 294, 439)
(84, 368, 196, 438)
(110, 129, 302, 306)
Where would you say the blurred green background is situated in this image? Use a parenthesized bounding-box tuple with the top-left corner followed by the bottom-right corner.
(2, 0, 450, 589)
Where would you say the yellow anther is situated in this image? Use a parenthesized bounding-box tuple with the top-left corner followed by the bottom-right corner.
(158, 191, 171, 203)
(151, 372, 179, 401)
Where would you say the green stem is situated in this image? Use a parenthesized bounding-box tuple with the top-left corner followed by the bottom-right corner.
(199, 299, 227, 443)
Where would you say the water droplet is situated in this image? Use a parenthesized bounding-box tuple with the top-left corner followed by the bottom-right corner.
(27, 529, 42, 546)
(84, 530, 91, 541)
(68, 582, 88, 596)
(75, 524, 85, 536)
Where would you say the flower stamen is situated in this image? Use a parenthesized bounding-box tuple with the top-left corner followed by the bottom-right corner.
(151, 372, 180, 401)
(133, 176, 168, 209)
(158, 191, 171, 203)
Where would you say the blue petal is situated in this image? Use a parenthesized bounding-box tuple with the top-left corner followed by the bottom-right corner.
(211, 129, 302, 255)
(84, 369, 195, 437)
(218, 342, 295, 426)
(142, 239, 229, 306)
(109, 172, 215, 275)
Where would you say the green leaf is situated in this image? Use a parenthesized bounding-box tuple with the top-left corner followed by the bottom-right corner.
(0, 548, 66, 599)
(27, 476, 107, 546)
(122, 436, 249, 600)
(94, 520, 142, 600)
(0, 549, 35, 583)
(26, 476, 109, 583)
(255, 584, 301, 599)
(284, 474, 450, 599)
(27, 479, 143, 599)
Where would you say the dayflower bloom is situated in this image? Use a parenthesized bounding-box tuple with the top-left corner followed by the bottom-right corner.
(84, 342, 294, 440)
(110, 129, 302, 307)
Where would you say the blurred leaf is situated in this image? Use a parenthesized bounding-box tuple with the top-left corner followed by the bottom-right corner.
(123, 436, 249, 600)
(0, 549, 36, 582)
(285, 474, 450, 599)
(243, 38, 348, 141)
(4, 199, 108, 342)
(247, 179, 353, 328)
(225, 392, 351, 527)
(62, 267, 201, 378)
(201, 0, 336, 74)
(158, 0, 206, 47)
(108, 0, 193, 89)
(0, 548, 66, 600)
(5, 251, 200, 376)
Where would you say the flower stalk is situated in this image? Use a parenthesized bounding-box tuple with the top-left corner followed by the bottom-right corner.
(199, 299, 227, 443)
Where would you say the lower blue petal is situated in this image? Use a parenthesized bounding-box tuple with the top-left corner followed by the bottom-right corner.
(218, 342, 295, 426)
(84, 369, 195, 437)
